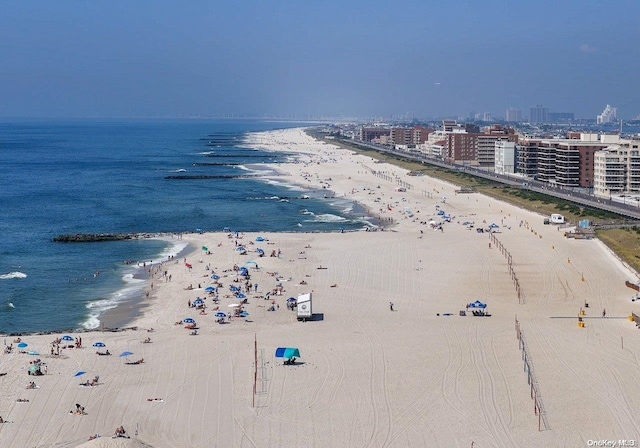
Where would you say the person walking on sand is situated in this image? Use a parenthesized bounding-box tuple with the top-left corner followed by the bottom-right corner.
(602, 308, 606, 317)
(389, 302, 394, 311)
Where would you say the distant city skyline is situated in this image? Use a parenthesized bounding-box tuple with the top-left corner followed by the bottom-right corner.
(0, 1, 639, 119)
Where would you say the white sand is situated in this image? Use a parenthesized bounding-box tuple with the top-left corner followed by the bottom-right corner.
(2, 128, 640, 447)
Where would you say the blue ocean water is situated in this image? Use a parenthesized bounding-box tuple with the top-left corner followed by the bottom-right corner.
(0, 119, 369, 334)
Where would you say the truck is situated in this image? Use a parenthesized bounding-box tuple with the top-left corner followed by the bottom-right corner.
(550, 213, 565, 224)
(297, 292, 312, 321)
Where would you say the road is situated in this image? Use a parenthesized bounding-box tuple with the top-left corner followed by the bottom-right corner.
(338, 138, 640, 221)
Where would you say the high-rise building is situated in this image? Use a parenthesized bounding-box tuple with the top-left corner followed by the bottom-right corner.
(495, 141, 516, 175)
(593, 139, 640, 198)
(505, 108, 522, 122)
(597, 105, 618, 124)
(529, 105, 549, 124)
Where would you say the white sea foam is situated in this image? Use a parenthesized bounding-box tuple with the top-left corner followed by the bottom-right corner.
(304, 213, 349, 223)
(82, 238, 188, 330)
(0, 271, 27, 280)
(82, 273, 146, 330)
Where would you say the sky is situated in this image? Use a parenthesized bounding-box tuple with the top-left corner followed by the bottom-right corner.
(1, 1, 639, 120)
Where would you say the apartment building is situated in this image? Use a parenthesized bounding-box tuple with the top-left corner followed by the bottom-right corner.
(495, 141, 516, 175)
(358, 127, 391, 142)
(593, 140, 640, 198)
(523, 135, 610, 187)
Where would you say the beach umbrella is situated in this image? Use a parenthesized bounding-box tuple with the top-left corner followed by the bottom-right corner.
(214, 312, 227, 318)
(287, 297, 297, 303)
(211, 274, 220, 280)
(61, 335, 74, 341)
(275, 347, 301, 359)
(119, 351, 133, 358)
(193, 299, 204, 306)
(239, 311, 249, 317)
(74, 371, 86, 377)
(255, 236, 265, 242)
(204, 286, 215, 292)
(243, 261, 258, 267)
(92, 342, 106, 348)
(183, 317, 196, 324)
(236, 293, 246, 299)
(17, 342, 28, 349)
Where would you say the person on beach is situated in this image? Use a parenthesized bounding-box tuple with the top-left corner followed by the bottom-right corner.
(602, 308, 606, 317)
(390, 302, 394, 311)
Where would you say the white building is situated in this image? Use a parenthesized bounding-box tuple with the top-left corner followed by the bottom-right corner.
(593, 140, 640, 198)
(505, 108, 522, 122)
(494, 141, 516, 175)
(597, 104, 618, 124)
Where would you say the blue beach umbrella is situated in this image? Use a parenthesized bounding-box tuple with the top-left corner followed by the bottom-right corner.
(236, 293, 246, 299)
(255, 236, 265, 242)
(193, 299, 204, 306)
(119, 351, 133, 358)
(215, 312, 227, 318)
(61, 335, 74, 341)
(183, 317, 196, 324)
(17, 342, 28, 349)
(92, 342, 106, 348)
(211, 274, 220, 280)
(74, 371, 86, 377)
(204, 286, 215, 292)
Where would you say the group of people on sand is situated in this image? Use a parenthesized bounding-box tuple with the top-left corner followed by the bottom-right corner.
(80, 376, 100, 387)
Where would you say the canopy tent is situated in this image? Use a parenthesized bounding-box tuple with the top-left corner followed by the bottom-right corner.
(275, 347, 300, 360)
(468, 300, 487, 309)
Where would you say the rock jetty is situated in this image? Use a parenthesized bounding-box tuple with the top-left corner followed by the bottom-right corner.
(53, 233, 151, 243)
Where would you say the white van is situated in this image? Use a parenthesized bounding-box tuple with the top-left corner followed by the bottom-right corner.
(550, 214, 565, 224)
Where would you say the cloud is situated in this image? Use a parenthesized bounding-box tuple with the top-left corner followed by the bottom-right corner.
(579, 44, 596, 54)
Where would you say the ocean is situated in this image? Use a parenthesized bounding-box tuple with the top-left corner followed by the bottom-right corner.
(0, 119, 370, 334)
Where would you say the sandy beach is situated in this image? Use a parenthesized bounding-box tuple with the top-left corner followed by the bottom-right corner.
(2, 128, 640, 447)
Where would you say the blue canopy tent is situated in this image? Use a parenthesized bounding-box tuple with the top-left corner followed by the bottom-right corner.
(468, 300, 487, 309)
(275, 347, 300, 360)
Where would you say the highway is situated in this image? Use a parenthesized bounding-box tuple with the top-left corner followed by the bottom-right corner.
(337, 137, 640, 221)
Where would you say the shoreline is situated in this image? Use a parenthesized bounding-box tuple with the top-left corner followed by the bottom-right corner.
(2, 127, 640, 446)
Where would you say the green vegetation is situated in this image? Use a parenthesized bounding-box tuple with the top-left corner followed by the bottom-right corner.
(307, 129, 640, 275)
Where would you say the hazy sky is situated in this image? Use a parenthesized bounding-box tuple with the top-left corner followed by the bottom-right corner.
(1, 1, 639, 119)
